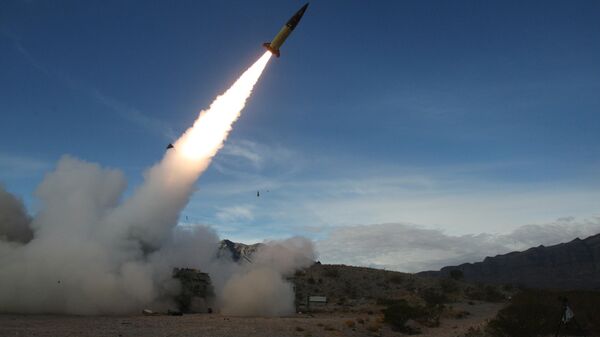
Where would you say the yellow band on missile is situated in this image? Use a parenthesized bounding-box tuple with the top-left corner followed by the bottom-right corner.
(270, 26, 292, 50)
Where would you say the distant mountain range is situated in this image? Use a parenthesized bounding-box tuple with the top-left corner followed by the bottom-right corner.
(419, 233, 600, 290)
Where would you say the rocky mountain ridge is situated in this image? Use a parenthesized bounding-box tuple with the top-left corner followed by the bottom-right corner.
(419, 233, 600, 290)
(217, 239, 262, 263)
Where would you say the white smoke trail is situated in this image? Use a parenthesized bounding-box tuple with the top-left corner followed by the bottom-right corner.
(104, 51, 272, 250)
(0, 52, 315, 315)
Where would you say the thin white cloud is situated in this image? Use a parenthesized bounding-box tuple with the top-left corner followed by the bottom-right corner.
(303, 185, 600, 235)
(219, 140, 264, 170)
(212, 139, 301, 178)
(0, 153, 50, 178)
(188, 150, 600, 242)
(216, 205, 255, 223)
(3, 31, 173, 139)
(90, 89, 175, 140)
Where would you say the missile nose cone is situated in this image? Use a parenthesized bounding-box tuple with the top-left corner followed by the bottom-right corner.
(301, 3, 309, 12)
(287, 3, 309, 29)
(297, 3, 309, 18)
(264, 2, 309, 57)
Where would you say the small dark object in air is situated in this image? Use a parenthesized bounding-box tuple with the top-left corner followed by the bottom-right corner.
(166, 143, 174, 150)
(257, 191, 260, 197)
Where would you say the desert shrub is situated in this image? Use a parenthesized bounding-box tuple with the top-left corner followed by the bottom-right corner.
(487, 291, 557, 337)
(464, 326, 486, 337)
(345, 320, 356, 328)
(487, 289, 600, 337)
(422, 287, 449, 306)
(344, 282, 358, 299)
(382, 299, 439, 333)
(456, 310, 470, 319)
(502, 283, 513, 291)
(295, 326, 305, 332)
(466, 284, 504, 302)
(440, 278, 460, 294)
(446, 308, 470, 319)
(383, 300, 421, 329)
(484, 286, 505, 302)
(323, 267, 339, 278)
(388, 274, 404, 284)
(366, 323, 381, 332)
(465, 284, 483, 300)
(322, 324, 336, 331)
(449, 269, 464, 280)
(356, 318, 365, 324)
(376, 297, 402, 306)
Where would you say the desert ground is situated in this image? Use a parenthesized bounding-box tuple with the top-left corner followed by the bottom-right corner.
(0, 301, 502, 337)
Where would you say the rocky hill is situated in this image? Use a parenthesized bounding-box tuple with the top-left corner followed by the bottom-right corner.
(217, 239, 262, 263)
(420, 233, 600, 290)
(291, 264, 440, 312)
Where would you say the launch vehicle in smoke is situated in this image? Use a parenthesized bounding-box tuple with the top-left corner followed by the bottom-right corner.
(263, 3, 309, 58)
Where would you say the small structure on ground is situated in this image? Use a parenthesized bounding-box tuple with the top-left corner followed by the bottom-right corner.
(307, 295, 327, 312)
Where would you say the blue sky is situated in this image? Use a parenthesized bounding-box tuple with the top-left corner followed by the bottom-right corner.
(1, 1, 600, 268)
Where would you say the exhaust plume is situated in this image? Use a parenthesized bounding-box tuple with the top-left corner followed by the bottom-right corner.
(220, 237, 315, 316)
(0, 184, 33, 244)
(0, 52, 315, 315)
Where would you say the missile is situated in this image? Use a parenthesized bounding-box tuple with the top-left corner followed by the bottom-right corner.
(263, 3, 309, 58)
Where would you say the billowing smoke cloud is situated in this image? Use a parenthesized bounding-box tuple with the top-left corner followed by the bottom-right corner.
(220, 237, 315, 316)
(0, 52, 314, 315)
(0, 184, 33, 243)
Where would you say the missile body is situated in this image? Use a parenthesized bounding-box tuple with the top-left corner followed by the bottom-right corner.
(263, 3, 309, 57)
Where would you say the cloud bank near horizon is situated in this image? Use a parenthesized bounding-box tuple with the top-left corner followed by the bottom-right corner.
(316, 217, 600, 272)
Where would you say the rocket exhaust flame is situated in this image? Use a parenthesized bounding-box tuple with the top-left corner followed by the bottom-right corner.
(104, 51, 272, 250)
(177, 52, 272, 162)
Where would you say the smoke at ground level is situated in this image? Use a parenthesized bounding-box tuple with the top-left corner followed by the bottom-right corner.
(0, 161, 314, 315)
(0, 52, 315, 315)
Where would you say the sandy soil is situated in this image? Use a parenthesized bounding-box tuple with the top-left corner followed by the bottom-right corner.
(0, 302, 503, 337)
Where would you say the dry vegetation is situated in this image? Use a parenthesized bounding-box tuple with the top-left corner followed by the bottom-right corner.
(4, 264, 595, 337)
(291, 264, 506, 312)
(486, 289, 600, 337)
